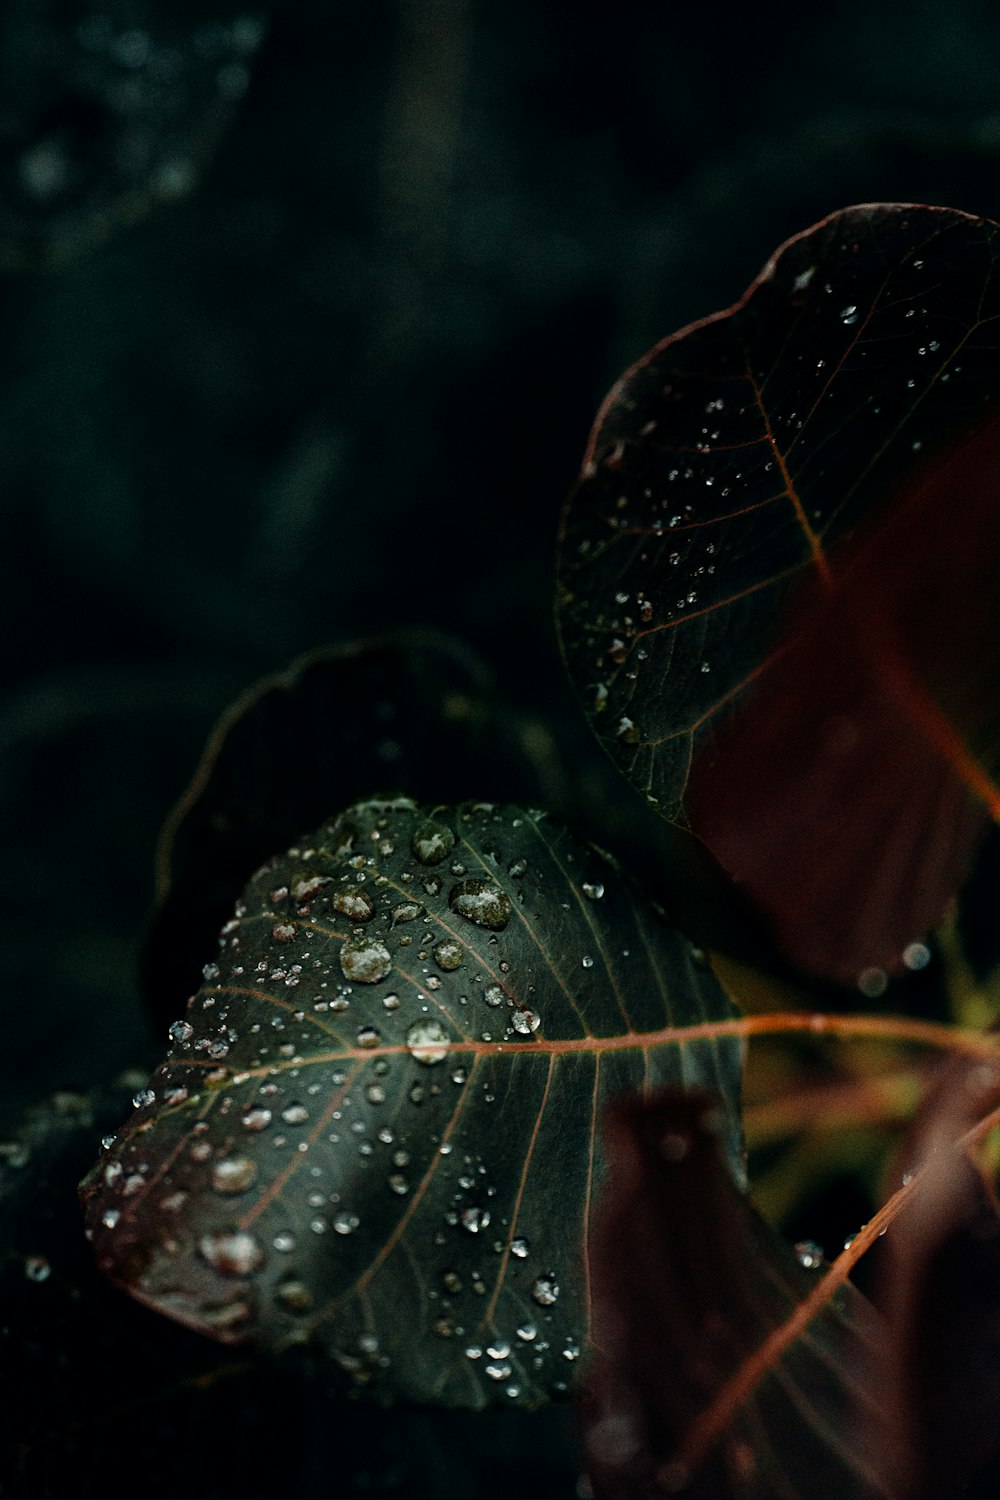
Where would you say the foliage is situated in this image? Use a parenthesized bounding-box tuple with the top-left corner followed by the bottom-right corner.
(8, 200, 1000, 1498)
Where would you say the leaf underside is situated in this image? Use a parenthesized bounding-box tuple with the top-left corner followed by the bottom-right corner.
(557, 202, 1000, 980)
(82, 799, 744, 1409)
(583, 1092, 888, 1500)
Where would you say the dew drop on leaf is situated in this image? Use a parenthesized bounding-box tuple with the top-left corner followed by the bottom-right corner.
(449, 878, 512, 931)
(411, 819, 455, 865)
(241, 1107, 272, 1132)
(391, 901, 423, 924)
(512, 1010, 540, 1035)
(275, 1278, 314, 1313)
(531, 1273, 560, 1306)
(331, 888, 376, 922)
(406, 1018, 451, 1065)
(794, 1239, 825, 1269)
(340, 935, 392, 984)
(211, 1156, 258, 1195)
(434, 939, 464, 971)
(198, 1229, 266, 1277)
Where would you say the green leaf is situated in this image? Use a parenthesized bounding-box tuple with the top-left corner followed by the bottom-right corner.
(556, 203, 1000, 981)
(142, 631, 552, 1028)
(556, 204, 1000, 814)
(82, 799, 744, 1409)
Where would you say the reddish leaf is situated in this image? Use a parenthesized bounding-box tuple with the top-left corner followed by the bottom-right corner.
(687, 416, 1000, 982)
(864, 1058, 1000, 1498)
(581, 1090, 888, 1500)
(557, 203, 1000, 983)
(83, 800, 745, 1409)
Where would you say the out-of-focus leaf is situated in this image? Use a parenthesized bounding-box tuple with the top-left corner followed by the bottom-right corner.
(142, 632, 551, 1028)
(0, 3, 266, 270)
(556, 203, 1000, 983)
(581, 1090, 889, 1500)
(863, 1058, 1000, 1499)
(83, 799, 744, 1409)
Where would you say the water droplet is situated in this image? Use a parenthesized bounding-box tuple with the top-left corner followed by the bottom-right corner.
(203, 962, 221, 982)
(212, 1156, 258, 1195)
(198, 1229, 266, 1277)
(391, 901, 423, 924)
(434, 939, 464, 971)
(333, 1210, 360, 1235)
(507, 857, 528, 878)
(840, 305, 858, 325)
(858, 966, 888, 998)
(281, 1104, 309, 1125)
(340, 935, 392, 984)
(407, 1018, 450, 1065)
(902, 942, 930, 971)
(562, 1340, 580, 1361)
(388, 1173, 409, 1195)
(510, 1236, 530, 1259)
(516, 1321, 537, 1342)
(449, 879, 512, 931)
(794, 1239, 824, 1269)
(332, 888, 376, 922)
(356, 1025, 381, 1049)
(102, 1208, 120, 1230)
(24, 1255, 51, 1283)
(272, 1232, 296, 1252)
(132, 1088, 155, 1109)
(581, 955, 594, 969)
(461, 1206, 490, 1234)
(272, 922, 297, 943)
(485, 1360, 512, 1380)
(531, 1273, 560, 1306)
(275, 1278, 314, 1313)
(582, 881, 604, 900)
(168, 1019, 194, 1044)
(484, 984, 505, 1007)
(512, 1010, 540, 1035)
(411, 819, 455, 865)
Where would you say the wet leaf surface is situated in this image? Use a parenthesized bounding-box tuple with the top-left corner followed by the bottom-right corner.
(142, 632, 552, 1029)
(83, 799, 744, 1409)
(1, 1087, 579, 1497)
(557, 203, 1000, 981)
(581, 1090, 888, 1500)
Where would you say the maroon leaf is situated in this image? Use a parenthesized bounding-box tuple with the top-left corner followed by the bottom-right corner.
(82, 799, 745, 1409)
(864, 1058, 1000, 1498)
(556, 203, 1000, 983)
(581, 1090, 889, 1500)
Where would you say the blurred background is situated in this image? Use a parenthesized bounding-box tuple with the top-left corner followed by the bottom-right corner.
(5, 1, 1000, 1494)
(9, 0, 1000, 1128)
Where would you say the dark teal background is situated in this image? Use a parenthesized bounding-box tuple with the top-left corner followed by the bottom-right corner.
(5, 2, 1000, 1493)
